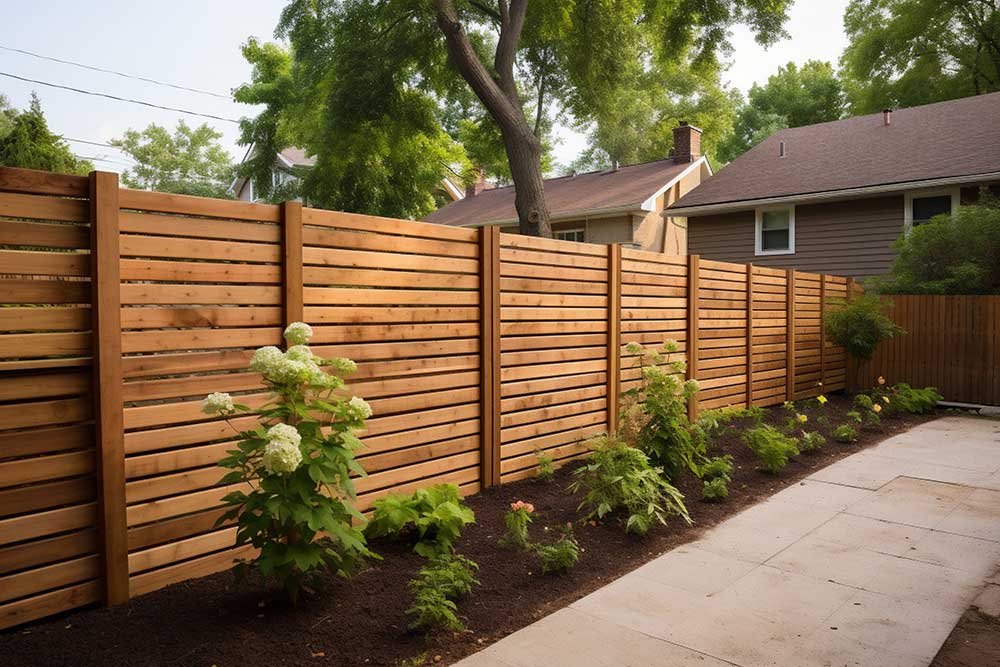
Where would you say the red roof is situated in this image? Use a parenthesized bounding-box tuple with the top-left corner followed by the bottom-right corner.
(671, 92, 1000, 211)
(424, 158, 696, 226)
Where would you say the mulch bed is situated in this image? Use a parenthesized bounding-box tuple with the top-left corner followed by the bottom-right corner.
(1, 394, 940, 667)
(932, 608, 1000, 666)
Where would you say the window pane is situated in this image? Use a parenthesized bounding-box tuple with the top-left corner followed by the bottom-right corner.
(555, 230, 585, 243)
(761, 209, 790, 229)
(912, 195, 952, 225)
(762, 228, 789, 251)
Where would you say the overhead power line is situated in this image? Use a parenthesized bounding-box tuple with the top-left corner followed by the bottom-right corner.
(0, 44, 231, 99)
(65, 137, 117, 149)
(0, 71, 241, 124)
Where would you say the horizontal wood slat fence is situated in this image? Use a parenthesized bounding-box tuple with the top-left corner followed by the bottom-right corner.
(855, 295, 1000, 406)
(0, 167, 846, 629)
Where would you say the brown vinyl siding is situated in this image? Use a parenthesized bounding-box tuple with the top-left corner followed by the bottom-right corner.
(688, 195, 905, 279)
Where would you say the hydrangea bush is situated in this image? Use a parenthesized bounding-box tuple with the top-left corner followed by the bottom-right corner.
(205, 322, 374, 600)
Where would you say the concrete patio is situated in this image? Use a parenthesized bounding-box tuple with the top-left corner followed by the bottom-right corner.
(458, 415, 1000, 667)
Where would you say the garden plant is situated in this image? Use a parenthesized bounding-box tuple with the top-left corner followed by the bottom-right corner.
(366, 483, 476, 558)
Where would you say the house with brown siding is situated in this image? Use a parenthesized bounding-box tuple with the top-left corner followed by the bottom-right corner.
(668, 92, 1000, 278)
(423, 124, 711, 253)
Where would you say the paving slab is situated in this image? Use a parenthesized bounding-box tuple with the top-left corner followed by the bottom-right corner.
(454, 416, 1000, 667)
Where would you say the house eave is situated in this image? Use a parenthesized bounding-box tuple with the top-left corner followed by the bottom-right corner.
(666, 171, 1000, 217)
(457, 203, 647, 229)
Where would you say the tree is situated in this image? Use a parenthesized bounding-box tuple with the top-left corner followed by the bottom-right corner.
(248, 1, 791, 235)
(716, 60, 844, 164)
(0, 94, 92, 175)
(111, 121, 236, 199)
(840, 0, 1000, 114)
(872, 193, 1000, 295)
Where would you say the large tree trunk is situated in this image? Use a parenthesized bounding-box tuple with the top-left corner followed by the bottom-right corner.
(434, 0, 552, 237)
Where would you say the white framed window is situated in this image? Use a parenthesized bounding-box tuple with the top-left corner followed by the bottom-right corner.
(755, 206, 794, 255)
(904, 187, 959, 231)
(555, 228, 585, 243)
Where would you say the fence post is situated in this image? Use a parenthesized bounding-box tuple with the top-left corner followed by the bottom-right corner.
(479, 226, 501, 487)
(786, 269, 797, 402)
(746, 264, 754, 407)
(687, 254, 700, 420)
(89, 171, 129, 605)
(606, 244, 621, 433)
(819, 274, 827, 388)
(281, 201, 304, 327)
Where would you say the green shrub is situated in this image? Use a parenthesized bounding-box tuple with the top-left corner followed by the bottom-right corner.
(825, 294, 904, 365)
(533, 527, 580, 574)
(213, 323, 374, 601)
(702, 477, 729, 502)
(366, 484, 475, 558)
(569, 436, 691, 535)
(405, 553, 479, 633)
(833, 424, 858, 443)
(846, 410, 863, 424)
(743, 425, 799, 474)
(799, 431, 826, 452)
(499, 501, 534, 551)
(534, 449, 555, 482)
(699, 454, 733, 481)
(624, 341, 705, 482)
(890, 383, 942, 414)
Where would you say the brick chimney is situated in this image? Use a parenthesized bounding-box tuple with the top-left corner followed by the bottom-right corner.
(672, 122, 702, 163)
(465, 169, 487, 198)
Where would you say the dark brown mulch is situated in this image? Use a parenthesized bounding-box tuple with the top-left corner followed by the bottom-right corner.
(1, 394, 939, 667)
(932, 608, 1000, 666)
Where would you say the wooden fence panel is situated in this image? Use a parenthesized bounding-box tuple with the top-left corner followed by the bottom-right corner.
(0, 171, 102, 628)
(497, 233, 610, 483)
(749, 266, 789, 406)
(858, 295, 1000, 405)
(697, 258, 750, 410)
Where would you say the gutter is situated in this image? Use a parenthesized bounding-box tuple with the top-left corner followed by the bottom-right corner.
(666, 170, 1000, 216)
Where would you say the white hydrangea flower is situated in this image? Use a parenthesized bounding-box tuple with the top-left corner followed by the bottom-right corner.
(348, 396, 372, 420)
(284, 322, 313, 346)
(249, 346, 283, 375)
(285, 344, 313, 362)
(325, 357, 357, 374)
(201, 392, 235, 416)
(262, 423, 303, 475)
(308, 366, 340, 389)
(267, 357, 311, 385)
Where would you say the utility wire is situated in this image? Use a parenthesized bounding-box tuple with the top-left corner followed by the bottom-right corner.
(0, 71, 241, 123)
(65, 137, 117, 149)
(0, 44, 231, 99)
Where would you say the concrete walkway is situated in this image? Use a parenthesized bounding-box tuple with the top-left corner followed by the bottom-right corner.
(459, 416, 1000, 667)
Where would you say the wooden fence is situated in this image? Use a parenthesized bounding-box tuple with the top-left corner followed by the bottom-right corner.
(0, 167, 846, 629)
(855, 295, 1000, 406)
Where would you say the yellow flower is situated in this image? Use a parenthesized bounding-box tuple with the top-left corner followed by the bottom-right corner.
(877, 376, 886, 386)
(797, 413, 808, 423)
(873, 403, 882, 413)
(816, 381, 824, 387)
(817, 395, 828, 405)
(882, 396, 890, 404)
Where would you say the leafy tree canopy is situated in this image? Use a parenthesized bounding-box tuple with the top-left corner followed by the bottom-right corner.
(238, 0, 792, 221)
(0, 94, 92, 175)
(716, 60, 844, 164)
(872, 193, 1000, 295)
(111, 121, 236, 199)
(840, 0, 1000, 114)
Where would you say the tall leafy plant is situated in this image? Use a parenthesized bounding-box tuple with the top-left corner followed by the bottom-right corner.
(825, 294, 903, 386)
(209, 322, 374, 600)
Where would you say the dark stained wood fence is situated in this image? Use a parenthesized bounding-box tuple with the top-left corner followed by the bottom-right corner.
(0, 166, 847, 629)
(856, 295, 1000, 406)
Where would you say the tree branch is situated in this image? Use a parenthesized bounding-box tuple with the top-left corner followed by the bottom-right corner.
(494, 0, 527, 107)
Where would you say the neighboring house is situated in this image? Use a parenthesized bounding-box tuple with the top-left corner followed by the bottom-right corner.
(423, 124, 712, 253)
(668, 92, 1000, 278)
(230, 146, 464, 206)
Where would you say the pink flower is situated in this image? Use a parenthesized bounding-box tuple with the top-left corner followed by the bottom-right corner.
(510, 500, 534, 513)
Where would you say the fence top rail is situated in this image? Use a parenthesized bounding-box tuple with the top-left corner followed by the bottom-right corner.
(620, 247, 687, 266)
(120, 188, 281, 223)
(304, 207, 479, 243)
(0, 166, 89, 198)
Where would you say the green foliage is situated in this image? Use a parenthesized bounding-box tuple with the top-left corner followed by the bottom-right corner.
(825, 295, 904, 363)
(406, 553, 479, 633)
(700, 455, 734, 482)
(499, 502, 534, 551)
(702, 477, 729, 502)
(214, 325, 374, 601)
(833, 424, 858, 443)
(0, 94, 92, 175)
(570, 436, 691, 535)
(846, 410, 863, 424)
(366, 484, 475, 558)
(110, 121, 235, 198)
(872, 197, 1000, 295)
(624, 341, 704, 482)
(717, 61, 844, 163)
(533, 527, 580, 575)
(841, 0, 1000, 115)
(743, 425, 799, 474)
(534, 449, 555, 482)
(696, 406, 757, 440)
(883, 383, 942, 414)
(799, 431, 827, 453)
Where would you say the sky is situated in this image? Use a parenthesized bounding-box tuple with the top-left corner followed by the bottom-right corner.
(0, 0, 850, 174)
